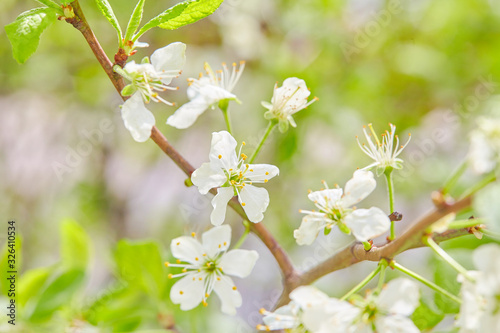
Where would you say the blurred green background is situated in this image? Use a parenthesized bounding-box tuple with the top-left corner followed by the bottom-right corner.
(1, 0, 499, 332)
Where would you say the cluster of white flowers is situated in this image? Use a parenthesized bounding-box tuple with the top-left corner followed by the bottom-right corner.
(294, 170, 390, 245)
(456, 243, 500, 332)
(258, 278, 420, 332)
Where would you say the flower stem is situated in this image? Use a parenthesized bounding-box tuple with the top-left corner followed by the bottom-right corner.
(384, 168, 396, 240)
(376, 260, 388, 293)
(233, 220, 251, 249)
(423, 236, 473, 281)
(340, 264, 381, 301)
(459, 171, 497, 200)
(248, 121, 277, 164)
(441, 160, 467, 195)
(448, 218, 484, 230)
(479, 227, 500, 239)
(219, 101, 232, 135)
(392, 262, 462, 304)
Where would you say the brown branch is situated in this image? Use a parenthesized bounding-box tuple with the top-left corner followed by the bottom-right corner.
(67, 0, 297, 282)
(275, 196, 473, 306)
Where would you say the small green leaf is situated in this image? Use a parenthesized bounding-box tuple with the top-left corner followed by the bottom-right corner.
(60, 219, 91, 270)
(121, 84, 136, 96)
(94, 0, 123, 42)
(5, 8, 58, 63)
(125, 0, 147, 43)
(36, 0, 64, 13)
(411, 299, 445, 330)
(29, 269, 85, 321)
(114, 240, 164, 298)
(18, 268, 51, 307)
(134, 0, 223, 41)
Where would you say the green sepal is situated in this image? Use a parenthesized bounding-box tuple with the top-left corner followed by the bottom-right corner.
(141, 56, 150, 64)
(278, 119, 289, 133)
(324, 227, 332, 235)
(338, 222, 351, 234)
(121, 84, 136, 97)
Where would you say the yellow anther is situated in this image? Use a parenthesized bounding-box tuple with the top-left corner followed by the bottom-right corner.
(176, 242, 180, 246)
(249, 169, 253, 172)
(223, 242, 227, 246)
(242, 202, 246, 206)
(203, 253, 207, 256)
(241, 153, 247, 160)
(218, 154, 222, 159)
(179, 291, 184, 295)
(264, 179, 268, 183)
(191, 232, 196, 237)
(242, 141, 246, 145)
(207, 262, 211, 267)
(176, 259, 181, 263)
(195, 257, 199, 261)
(259, 308, 266, 314)
(202, 301, 208, 307)
(168, 274, 173, 279)
(205, 293, 210, 298)
(218, 244, 221, 248)
(265, 172, 269, 175)
(217, 277, 221, 281)
(165, 262, 170, 267)
(232, 286, 237, 290)
(199, 277, 202, 280)
(232, 62, 237, 66)
(182, 268, 187, 272)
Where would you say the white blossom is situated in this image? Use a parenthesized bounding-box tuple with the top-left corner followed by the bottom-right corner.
(457, 244, 500, 332)
(167, 61, 245, 129)
(317, 278, 420, 333)
(166, 225, 259, 315)
(468, 117, 500, 174)
(356, 123, 411, 175)
(258, 279, 420, 333)
(294, 170, 390, 245)
(261, 77, 317, 133)
(191, 131, 279, 225)
(118, 42, 186, 105)
(116, 42, 186, 142)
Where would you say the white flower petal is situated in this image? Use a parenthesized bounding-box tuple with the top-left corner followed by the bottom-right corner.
(473, 244, 500, 295)
(246, 164, 280, 182)
(468, 130, 496, 175)
(151, 42, 186, 84)
(210, 187, 235, 226)
(375, 315, 420, 333)
(344, 207, 390, 242)
(121, 92, 155, 142)
(219, 249, 259, 278)
(377, 278, 420, 316)
(191, 162, 226, 195)
(342, 170, 376, 208)
(303, 299, 357, 333)
(289, 286, 329, 309)
(317, 306, 361, 333)
(170, 236, 205, 264)
(213, 275, 242, 315)
(238, 185, 270, 223)
(167, 96, 210, 129)
(209, 131, 239, 170)
(294, 215, 325, 245)
(201, 224, 231, 258)
(198, 84, 237, 105)
(170, 273, 205, 311)
(308, 188, 343, 209)
(457, 272, 484, 332)
(262, 303, 300, 330)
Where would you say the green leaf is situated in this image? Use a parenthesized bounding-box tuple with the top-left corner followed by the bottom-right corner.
(94, 0, 123, 42)
(125, 0, 147, 42)
(60, 219, 91, 270)
(134, 0, 224, 41)
(114, 240, 164, 298)
(411, 299, 445, 331)
(36, 0, 64, 13)
(18, 268, 51, 307)
(433, 256, 461, 314)
(29, 269, 85, 321)
(5, 8, 58, 64)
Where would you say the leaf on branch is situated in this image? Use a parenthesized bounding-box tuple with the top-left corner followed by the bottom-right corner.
(125, 0, 147, 42)
(94, 0, 123, 42)
(134, 0, 224, 41)
(36, 0, 64, 13)
(5, 8, 58, 64)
